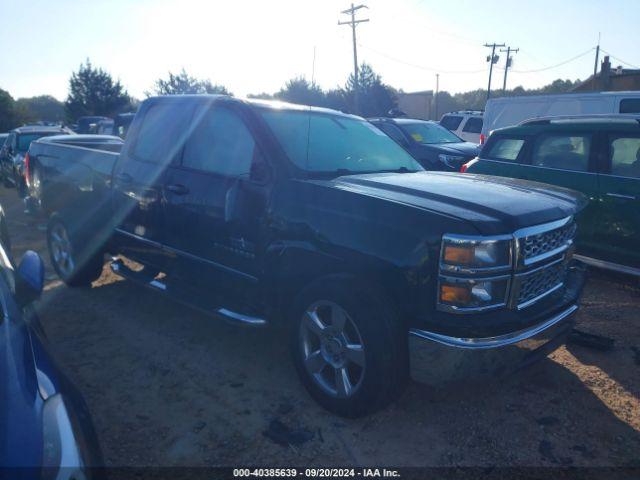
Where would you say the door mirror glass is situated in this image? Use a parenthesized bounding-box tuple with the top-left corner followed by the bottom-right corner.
(16, 251, 45, 306)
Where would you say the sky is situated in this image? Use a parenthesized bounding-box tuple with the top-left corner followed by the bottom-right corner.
(1, 0, 638, 101)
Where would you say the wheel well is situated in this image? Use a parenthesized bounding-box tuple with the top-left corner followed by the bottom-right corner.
(267, 250, 405, 328)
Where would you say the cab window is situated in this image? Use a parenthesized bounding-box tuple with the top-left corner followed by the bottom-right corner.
(484, 137, 526, 162)
(609, 135, 640, 179)
(440, 115, 463, 131)
(531, 134, 591, 172)
(462, 117, 483, 134)
(620, 99, 640, 114)
(133, 102, 194, 164)
(182, 106, 256, 177)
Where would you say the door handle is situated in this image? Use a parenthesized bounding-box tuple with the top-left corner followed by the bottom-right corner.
(606, 192, 636, 200)
(165, 183, 189, 195)
(115, 172, 132, 184)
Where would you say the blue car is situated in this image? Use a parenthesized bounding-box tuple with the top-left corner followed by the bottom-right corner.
(0, 205, 103, 478)
(368, 117, 480, 171)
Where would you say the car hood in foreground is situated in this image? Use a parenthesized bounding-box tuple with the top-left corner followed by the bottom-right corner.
(318, 171, 586, 235)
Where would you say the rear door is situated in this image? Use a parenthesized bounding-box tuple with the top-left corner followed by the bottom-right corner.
(162, 102, 270, 308)
(111, 100, 194, 271)
(459, 117, 482, 143)
(519, 131, 600, 253)
(594, 132, 640, 268)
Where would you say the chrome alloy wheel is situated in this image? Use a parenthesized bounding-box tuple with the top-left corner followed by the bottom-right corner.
(50, 223, 75, 277)
(300, 300, 366, 398)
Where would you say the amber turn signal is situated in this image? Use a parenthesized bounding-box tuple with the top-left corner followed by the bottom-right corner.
(443, 245, 475, 265)
(440, 284, 472, 304)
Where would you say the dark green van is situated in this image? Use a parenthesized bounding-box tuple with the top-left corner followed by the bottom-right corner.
(463, 116, 640, 275)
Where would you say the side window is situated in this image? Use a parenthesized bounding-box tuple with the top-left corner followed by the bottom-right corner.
(620, 99, 640, 114)
(531, 135, 591, 172)
(484, 137, 525, 162)
(182, 107, 256, 176)
(133, 103, 193, 164)
(377, 123, 407, 146)
(440, 115, 463, 131)
(462, 117, 483, 133)
(609, 135, 640, 178)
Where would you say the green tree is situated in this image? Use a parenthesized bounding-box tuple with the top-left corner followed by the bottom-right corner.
(344, 63, 397, 117)
(16, 95, 65, 123)
(275, 77, 326, 107)
(0, 88, 26, 131)
(65, 60, 132, 122)
(149, 69, 230, 96)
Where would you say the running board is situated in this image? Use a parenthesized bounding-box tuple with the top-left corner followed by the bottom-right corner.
(574, 254, 640, 277)
(216, 308, 267, 326)
(109, 259, 267, 327)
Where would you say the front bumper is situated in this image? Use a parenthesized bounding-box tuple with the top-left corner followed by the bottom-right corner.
(408, 266, 584, 385)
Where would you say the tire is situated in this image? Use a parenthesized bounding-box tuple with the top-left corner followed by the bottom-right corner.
(289, 275, 409, 417)
(47, 215, 104, 287)
(16, 178, 28, 199)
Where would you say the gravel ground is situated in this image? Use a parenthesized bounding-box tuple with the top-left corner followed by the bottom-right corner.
(3, 189, 639, 469)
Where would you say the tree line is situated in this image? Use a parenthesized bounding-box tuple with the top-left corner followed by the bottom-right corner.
(0, 58, 582, 131)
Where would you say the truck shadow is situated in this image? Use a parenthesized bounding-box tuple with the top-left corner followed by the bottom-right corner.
(34, 274, 640, 468)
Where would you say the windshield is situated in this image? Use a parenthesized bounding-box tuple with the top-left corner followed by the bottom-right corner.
(259, 109, 423, 174)
(399, 122, 462, 144)
(17, 132, 58, 152)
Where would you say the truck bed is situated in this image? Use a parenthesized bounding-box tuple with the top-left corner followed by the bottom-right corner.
(29, 134, 122, 218)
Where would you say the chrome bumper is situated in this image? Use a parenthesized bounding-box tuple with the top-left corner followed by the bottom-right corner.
(408, 304, 577, 385)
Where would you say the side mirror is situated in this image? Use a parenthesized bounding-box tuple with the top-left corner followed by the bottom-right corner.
(16, 251, 45, 306)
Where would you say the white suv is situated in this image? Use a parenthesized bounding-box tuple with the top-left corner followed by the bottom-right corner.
(439, 111, 483, 144)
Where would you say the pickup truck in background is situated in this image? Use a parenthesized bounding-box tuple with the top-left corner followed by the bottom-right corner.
(27, 95, 587, 417)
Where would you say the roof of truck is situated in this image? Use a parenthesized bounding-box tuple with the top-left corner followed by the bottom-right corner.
(145, 94, 359, 119)
(492, 119, 640, 136)
(486, 91, 640, 104)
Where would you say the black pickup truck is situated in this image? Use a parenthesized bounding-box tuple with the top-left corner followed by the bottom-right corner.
(27, 95, 586, 417)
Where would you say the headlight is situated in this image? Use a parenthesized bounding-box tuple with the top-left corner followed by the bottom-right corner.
(437, 234, 514, 313)
(441, 235, 512, 273)
(438, 154, 465, 168)
(438, 275, 510, 312)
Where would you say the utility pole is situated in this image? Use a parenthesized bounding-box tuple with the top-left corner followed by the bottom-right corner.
(339, 3, 369, 114)
(484, 42, 505, 101)
(500, 46, 519, 92)
(592, 33, 601, 91)
(434, 73, 440, 120)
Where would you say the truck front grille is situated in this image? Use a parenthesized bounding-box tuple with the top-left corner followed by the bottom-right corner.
(519, 219, 576, 266)
(516, 260, 567, 308)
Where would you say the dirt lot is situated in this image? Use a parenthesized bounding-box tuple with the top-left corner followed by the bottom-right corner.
(3, 188, 640, 469)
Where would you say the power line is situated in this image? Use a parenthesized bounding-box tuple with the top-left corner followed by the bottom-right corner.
(338, 3, 369, 115)
(600, 49, 640, 69)
(510, 48, 595, 73)
(357, 42, 487, 74)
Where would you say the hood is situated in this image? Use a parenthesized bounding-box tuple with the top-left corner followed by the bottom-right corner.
(418, 142, 480, 158)
(318, 171, 586, 235)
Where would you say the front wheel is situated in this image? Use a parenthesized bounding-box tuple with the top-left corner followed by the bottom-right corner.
(290, 277, 408, 417)
(47, 216, 104, 287)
